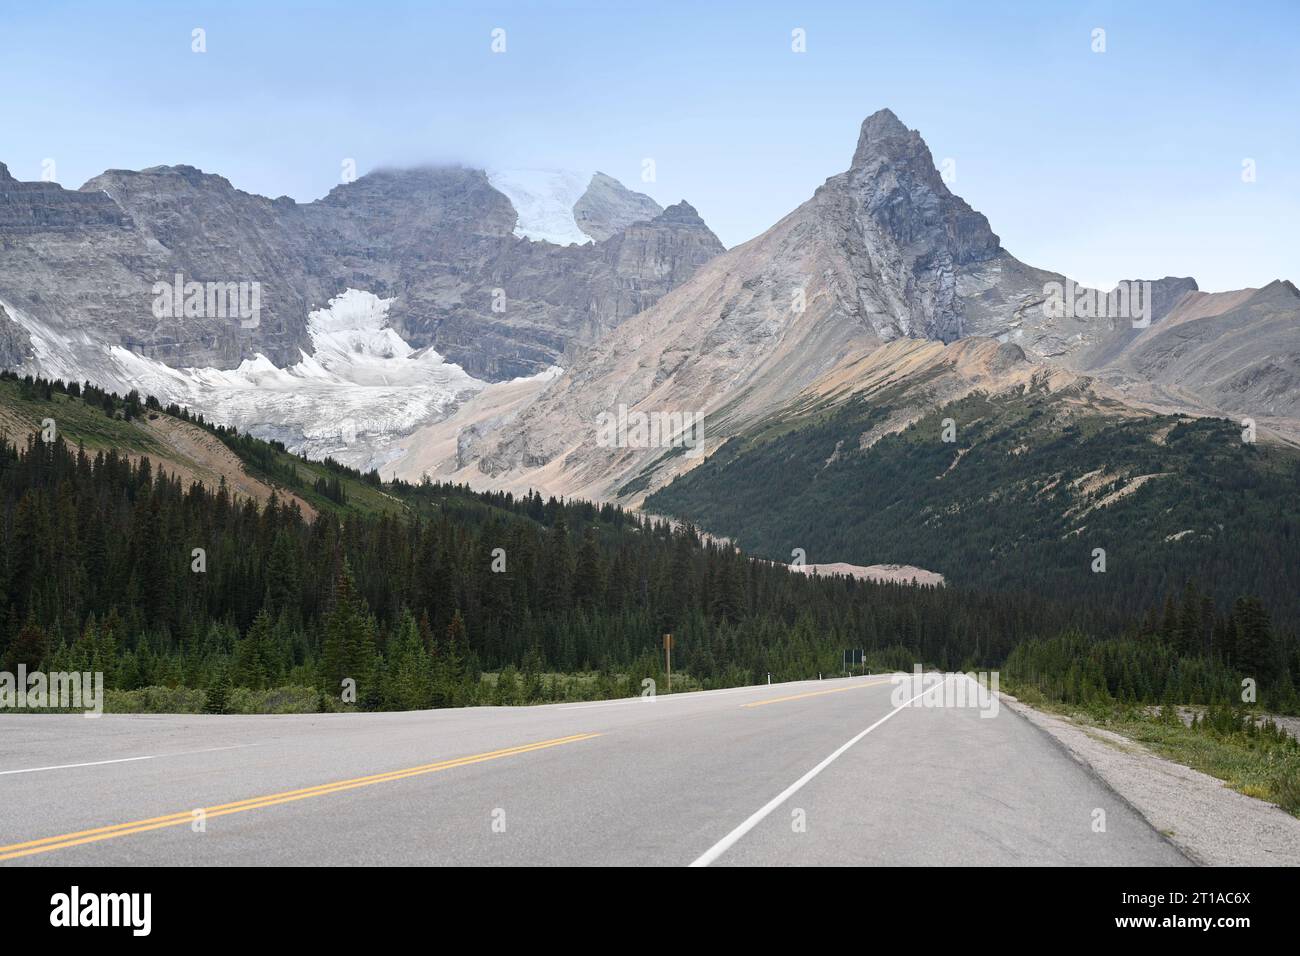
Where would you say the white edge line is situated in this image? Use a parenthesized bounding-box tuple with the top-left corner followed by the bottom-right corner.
(688, 674, 953, 867)
(0, 744, 254, 776)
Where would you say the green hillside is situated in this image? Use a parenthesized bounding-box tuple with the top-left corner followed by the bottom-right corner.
(0, 372, 405, 519)
(647, 384, 1300, 634)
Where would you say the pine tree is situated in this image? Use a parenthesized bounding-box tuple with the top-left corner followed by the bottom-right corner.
(1232, 597, 1278, 685)
(320, 560, 378, 706)
(234, 608, 274, 690)
(2, 617, 49, 671)
(573, 527, 603, 609)
(205, 664, 231, 714)
(385, 611, 433, 711)
(436, 610, 467, 706)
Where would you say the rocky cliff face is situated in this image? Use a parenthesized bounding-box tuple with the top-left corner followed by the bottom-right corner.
(572, 172, 663, 241)
(1, 161, 255, 376)
(449, 110, 1061, 496)
(831, 109, 1002, 341)
(0, 161, 131, 230)
(0, 302, 31, 367)
(0, 161, 723, 381)
(81, 164, 318, 368)
(444, 109, 1300, 501)
(1082, 280, 1300, 424)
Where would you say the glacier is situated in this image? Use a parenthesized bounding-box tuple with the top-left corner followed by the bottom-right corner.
(487, 169, 595, 246)
(5, 289, 503, 473)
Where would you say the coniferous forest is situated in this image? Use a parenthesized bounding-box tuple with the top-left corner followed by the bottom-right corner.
(0, 372, 1296, 715)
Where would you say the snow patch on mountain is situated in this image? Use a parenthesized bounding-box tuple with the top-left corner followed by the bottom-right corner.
(0, 294, 100, 383)
(3, 288, 499, 470)
(110, 290, 488, 467)
(487, 169, 594, 245)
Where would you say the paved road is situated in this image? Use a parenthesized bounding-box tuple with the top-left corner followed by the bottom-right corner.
(0, 674, 1189, 866)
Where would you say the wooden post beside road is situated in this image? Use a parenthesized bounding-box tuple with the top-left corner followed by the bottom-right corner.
(663, 633, 673, 694)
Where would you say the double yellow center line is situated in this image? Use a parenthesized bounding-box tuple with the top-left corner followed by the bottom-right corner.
(0, 732, 600, 862)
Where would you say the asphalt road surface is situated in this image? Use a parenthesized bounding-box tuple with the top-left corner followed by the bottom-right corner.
(0, 674, 1190, 866)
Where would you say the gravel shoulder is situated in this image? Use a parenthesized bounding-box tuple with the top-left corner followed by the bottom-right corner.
(1004, 694, 1300, 866)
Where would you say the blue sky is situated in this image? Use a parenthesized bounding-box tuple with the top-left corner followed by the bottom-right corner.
(1, 0, 1295, 290)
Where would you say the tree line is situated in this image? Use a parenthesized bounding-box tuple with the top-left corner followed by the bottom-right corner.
(0, 373, 1294, 713)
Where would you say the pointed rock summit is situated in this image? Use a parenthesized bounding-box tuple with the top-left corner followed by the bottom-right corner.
(850, 108, 917, 168)
(658, 200, 706, 226)
(839, 108, 1001, 273)
(573, 172, 662, 240)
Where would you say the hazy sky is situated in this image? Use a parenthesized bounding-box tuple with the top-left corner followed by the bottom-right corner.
(2, 0, 1296, 290)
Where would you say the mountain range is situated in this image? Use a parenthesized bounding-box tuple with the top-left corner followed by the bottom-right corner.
(0, 158, 721, 377)
(2, 109, 1297, 583)
(412, 109, 1299, 505)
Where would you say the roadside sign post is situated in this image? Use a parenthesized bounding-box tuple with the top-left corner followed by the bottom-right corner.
(663, 633, 672, 694)
(843, 647, 865, 676)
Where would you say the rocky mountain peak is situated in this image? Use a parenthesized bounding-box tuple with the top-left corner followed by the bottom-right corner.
(144, 163, 211, 180)
(1114, 276, 1199, 325)
(90, 164, 235, 192)
(657, 200, 707, 226)
(573, 171, 662, 241)
(795, 111, 1012, 345)
(0, 162, 14, 184)
(841, 110, 1001, 269)
(1266, 278, 1300, 299)
(849, 108, 917, 169)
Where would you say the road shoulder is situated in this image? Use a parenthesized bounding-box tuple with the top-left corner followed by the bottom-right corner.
(1002, 694, 1300, 866)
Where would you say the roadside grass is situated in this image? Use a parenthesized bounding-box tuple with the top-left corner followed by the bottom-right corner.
(0, 674, 707, 715)
(1119, 716, 1300, 813)
(478, 669, 705, 705)
(104, 685, 321, 714)
(1009, 684, 1300, 815)
(0, 685, 323, 715)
